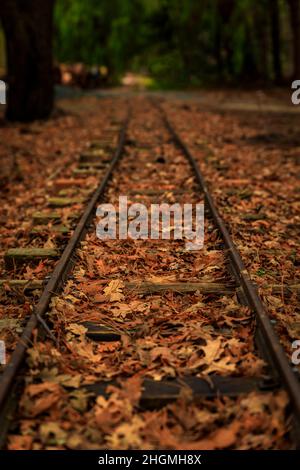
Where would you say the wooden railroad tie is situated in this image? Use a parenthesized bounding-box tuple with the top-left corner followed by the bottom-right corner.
(30, 224, 70, 235)
(32, 211, 78, 227)
(78, 162, 108, 169)
(109, 118, 122, 125)
(32, 211, 61, 225)
(128, 188, 188, 196)
(54, 178, 87, 189)
(47, 197, 84, 208)
(84, 376, 278, 408)
(79, 153, 111, 164)
(83, 322, 124, 342)
(125, 281, 236, 295)
(0, 279, 299, 296)
(126, 281, 300, 296)
(72, 168, 103, 176)
(89, 141, 114, 151)
(103, 124, 120, 131)
(4, 248, 59, 268)
(57, 189, 91, 197)
(80, 147, 110, 160)
(0, 279, 44, 290)
(241, 213, 267, 221)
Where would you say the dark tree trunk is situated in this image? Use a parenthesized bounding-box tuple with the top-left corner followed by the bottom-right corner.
(214, 22, 223, 77)
(241, 26, 259, 80)
(0, 0, 55, 122)
(287, 0, 300, 78)
(270, 0, 282, 83)
(254, 5, 269, 82)
(217, 0, 235, 79)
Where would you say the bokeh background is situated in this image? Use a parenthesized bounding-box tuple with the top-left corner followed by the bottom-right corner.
(0, 0, 299, 120)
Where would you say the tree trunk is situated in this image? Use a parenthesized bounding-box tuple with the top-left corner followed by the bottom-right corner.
(252, 2, 269, 82)
(214, 22, 223, 77)
(217, 0, 235, 80)
(269, 0, 282, 83)
(0, 0, 55, 122)
(287, 0, 300, 78)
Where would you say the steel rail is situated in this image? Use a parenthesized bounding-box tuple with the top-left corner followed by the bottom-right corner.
(155, 100, 300, 438)
(0, 106, 130, 412)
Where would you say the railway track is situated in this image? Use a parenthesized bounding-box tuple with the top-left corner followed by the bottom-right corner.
(0, 97, 299, 449)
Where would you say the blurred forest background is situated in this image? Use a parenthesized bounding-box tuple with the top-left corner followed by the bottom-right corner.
(0, 0, 300, 120)
(54, 0, 300, 87)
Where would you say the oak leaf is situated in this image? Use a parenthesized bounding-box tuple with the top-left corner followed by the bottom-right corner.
(104, 280, 125, 302)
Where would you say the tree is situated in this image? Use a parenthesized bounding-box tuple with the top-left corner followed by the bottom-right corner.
(269, 0, 282, 83)
(287, 0, 300, 78)
(53, 0, 299, 86)
(253, 2, 270, 82)
(216, 0, 236, 80)
(0, 0, 55, 122)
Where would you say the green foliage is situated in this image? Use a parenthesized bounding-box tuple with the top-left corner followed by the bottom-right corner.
(54, 0, 293, 87)
(0, 27, 5, 72)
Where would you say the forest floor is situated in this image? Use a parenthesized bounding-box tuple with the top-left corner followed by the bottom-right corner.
(55, 84, 300, 114)
(0, 88, 299, 449)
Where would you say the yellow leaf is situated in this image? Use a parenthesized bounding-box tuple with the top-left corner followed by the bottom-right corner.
(40, 422, 67, 445)
(104, 280, 125, 302)
(107, 416, 144, 449)
(202, 338, 222, 363)
(205, 357, 236, 374)
(67, 323, 87, 336)
(57, 374, 82, 388)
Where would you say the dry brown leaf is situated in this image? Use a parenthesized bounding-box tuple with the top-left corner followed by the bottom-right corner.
(21, 382, 62, 417)
(8, 435, 33, 450)
(104, 280, 125, 302)
(67, 323, 87, 336)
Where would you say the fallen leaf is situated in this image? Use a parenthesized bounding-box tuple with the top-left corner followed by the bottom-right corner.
(21, 382, 62, 417)
(104, 280, 125, 302)
(39, 422, 67, 445)
(67, 323, 87, 336)
(8, 435, 33, 450)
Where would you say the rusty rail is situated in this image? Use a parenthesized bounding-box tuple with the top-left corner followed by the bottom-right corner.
(154, 99, 300, 442)
(0, 106, 130, 414)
